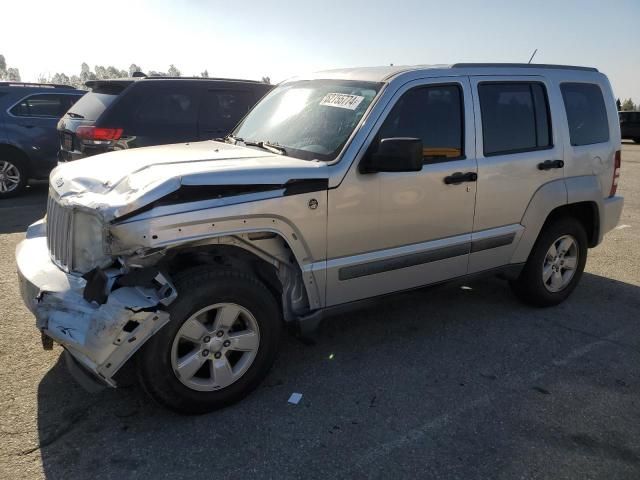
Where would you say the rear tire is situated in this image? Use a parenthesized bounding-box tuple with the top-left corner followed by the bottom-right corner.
(510, 217, 588, 307)
(0, 156, 28, 199)
(137, 267, 282, 414)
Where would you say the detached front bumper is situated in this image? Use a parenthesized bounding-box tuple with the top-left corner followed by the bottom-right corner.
(16, 220, 174, 387)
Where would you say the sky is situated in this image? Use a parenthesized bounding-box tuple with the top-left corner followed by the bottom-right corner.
(1, 0, 639, 101)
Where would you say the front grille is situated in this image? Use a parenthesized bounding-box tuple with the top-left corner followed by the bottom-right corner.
(46, 192, 73, 271)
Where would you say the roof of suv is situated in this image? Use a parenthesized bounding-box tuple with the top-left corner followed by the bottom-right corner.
(308, 63, 600, 83)
(0, 82, 78, 91)
(85, 76, 267, 90)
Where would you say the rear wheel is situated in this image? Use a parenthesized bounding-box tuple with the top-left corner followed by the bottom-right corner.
(0, 157, 27, 199)
(137, 268, 282, 414)
(510, 217, 588, 307)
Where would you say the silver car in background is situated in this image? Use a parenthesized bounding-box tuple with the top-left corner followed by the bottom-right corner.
(16, 63, 624, 413)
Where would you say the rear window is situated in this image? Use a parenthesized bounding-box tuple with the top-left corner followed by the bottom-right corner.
(478, 82, 552, 156)
(561, 83, 609, 146)
(67, 92, 119, 121)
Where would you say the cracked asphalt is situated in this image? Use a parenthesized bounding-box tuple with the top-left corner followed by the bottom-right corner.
(1, 144, 639, 479)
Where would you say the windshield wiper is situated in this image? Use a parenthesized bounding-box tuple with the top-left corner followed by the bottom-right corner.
(215, 134, 244, 144)
(66, 112, 84, 119)
(244, 140, 287, 156)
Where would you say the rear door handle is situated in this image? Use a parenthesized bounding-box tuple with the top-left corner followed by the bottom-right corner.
(444, 172, 478, 185)
(537, 159, 564, 170)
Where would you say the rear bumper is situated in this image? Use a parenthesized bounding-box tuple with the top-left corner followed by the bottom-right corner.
(16, 220, 174, 387)
(601, 195, 624, 236)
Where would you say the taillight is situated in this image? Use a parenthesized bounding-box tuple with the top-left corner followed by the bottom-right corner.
(609, 150, 621, 197)
(76, 126, 123, 141)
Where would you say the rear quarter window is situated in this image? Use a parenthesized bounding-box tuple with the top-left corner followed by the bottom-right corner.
(67, 92, 119, 121)
(560, 83, 609, 146)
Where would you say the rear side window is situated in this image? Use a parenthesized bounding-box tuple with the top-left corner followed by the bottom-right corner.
(561, 83, 609, 146)
(378, 84, 464, 161)
(478, 82, 552, 156)
(199, 89, 255, 134)
(67, 92, 118, 121)
(10, 93, 82, 118)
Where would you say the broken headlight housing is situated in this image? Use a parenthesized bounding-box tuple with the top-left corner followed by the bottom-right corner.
(72, 211, 111, 273)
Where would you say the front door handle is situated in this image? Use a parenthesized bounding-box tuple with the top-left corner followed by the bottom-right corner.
(444, 171, 478, 185)
(537, 159, 564, 170)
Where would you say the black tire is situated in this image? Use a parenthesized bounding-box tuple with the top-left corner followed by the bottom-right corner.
(634, 138, 640, 144)
(0, 156, 28, 199)
(510, 217, 588, 307)
(137, 267, 282, 414)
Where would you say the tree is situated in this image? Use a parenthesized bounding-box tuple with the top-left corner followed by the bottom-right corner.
(129, 63, 143, 77)
(616, 98, 622, 111)
(201, 69, 209, 78)
(148, 70, 167, 77)
(621, 98, 636, 111)
(167, 64, 181, 77)
(261, 76, 271, 84)
(0, 54, 21, 81)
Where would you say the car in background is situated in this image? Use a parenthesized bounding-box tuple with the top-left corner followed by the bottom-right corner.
(57, 76, 272, 162)
(0, 82, 84, 198)
(619, 110, 640, 143)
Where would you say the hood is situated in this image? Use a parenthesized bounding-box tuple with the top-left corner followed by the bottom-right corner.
(50, 141, 328, 220)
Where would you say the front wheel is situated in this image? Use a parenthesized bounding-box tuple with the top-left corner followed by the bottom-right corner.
(510, 217, 588, 307)
(137, 268, 282, 414)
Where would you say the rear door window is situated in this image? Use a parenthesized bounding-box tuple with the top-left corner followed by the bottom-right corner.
(131, 85, 199, 131)
(478, 82, 552, 156)
(199, 89, 255, 137)
(560, 83, 609, 146)
(11, 93, 83, 118)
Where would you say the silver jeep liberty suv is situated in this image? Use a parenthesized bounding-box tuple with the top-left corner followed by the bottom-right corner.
(16, 63, 624, 413)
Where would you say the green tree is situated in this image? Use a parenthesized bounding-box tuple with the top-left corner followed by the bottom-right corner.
(129, 64, 143, 76)
(621, 98, 636, 111)
(0, 54, 21, 81)
(201, 69, 209, 78)
(616, 98, 622, 111)
(261, 76, 271, 84)
(167, 64, 181, 77)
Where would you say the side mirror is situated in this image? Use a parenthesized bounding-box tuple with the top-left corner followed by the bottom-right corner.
(360, 137, 423, 173)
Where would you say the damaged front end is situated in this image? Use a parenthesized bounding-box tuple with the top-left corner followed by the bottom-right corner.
(16, 219, 176, 388)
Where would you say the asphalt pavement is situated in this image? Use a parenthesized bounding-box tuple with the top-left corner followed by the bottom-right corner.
(1, 144, 639, 479)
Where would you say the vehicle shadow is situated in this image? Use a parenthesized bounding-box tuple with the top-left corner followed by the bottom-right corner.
(34, 272, 640, 479)
(0, 181, 48, 234)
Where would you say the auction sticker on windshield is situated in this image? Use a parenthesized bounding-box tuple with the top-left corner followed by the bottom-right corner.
(320, 93, 364, 110)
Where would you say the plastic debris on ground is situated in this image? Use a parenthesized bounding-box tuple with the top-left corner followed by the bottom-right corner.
(288, 392, 303, 405)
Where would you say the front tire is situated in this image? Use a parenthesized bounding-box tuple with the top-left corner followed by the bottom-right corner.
(137, 267, 282, 414)
(510, 217, 588, 307)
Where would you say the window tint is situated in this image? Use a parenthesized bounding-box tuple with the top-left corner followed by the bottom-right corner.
(10, 93, 82, 118)
(199, 89, 254, 134)
(134, 90, 198, 126)
(378, 84, 464, 161)
(67, 92, 118, 120)
(561, 83, 609, 146)
(479, 83, 551, 156)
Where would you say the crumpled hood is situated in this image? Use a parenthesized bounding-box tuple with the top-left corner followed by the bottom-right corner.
(49, 141, 328, 220)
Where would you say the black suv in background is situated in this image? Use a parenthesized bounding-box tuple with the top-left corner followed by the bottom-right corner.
(0, 82, 84, 198)
(58, 77, 272, 162)
(619, 111, 640, 143)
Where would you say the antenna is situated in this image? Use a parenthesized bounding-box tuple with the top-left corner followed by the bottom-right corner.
(528, 49, 538, 64)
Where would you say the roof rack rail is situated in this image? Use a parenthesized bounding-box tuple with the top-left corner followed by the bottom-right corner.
(142, 76, 265, 83)
(451, 63, 598, 72)
(0, 81, 76, 88)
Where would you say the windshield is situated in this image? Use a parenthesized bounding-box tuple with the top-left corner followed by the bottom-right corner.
(233, 79, 381, 161)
